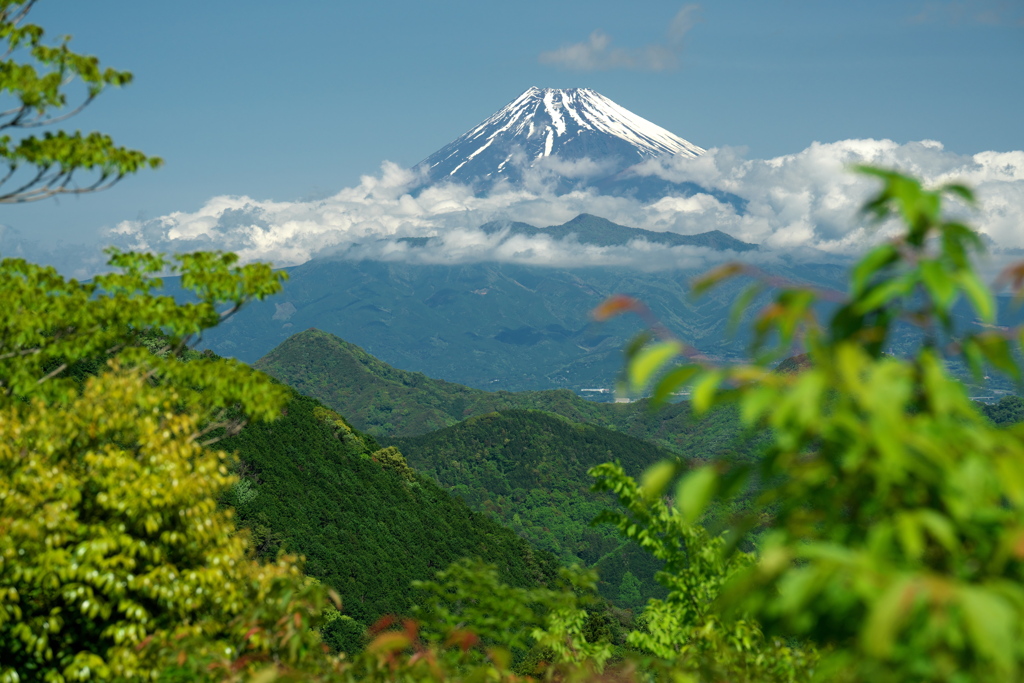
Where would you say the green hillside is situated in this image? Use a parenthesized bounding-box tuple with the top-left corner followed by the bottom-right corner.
(386, 409, 678, 605)
(254, 328, 615, 437)
(217, 389, 559, 628)
(255, 329, 765, 463)
(252, 330, 767, 608)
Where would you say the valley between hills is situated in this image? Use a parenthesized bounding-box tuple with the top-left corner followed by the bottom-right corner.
(220, 327, 768, 630)
(218, 322, 1024, 657)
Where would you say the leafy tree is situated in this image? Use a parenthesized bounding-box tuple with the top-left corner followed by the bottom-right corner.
(0, 0, 160, 202)
(412, 558, 614, 672)
(591, 461, 814, 681)
(0, 4, 345, 677)
(979, 394, 1024, 426)
(605, 168, 1024, 681)
(616, 571, 643, 610)
(0, 249, 357, 681)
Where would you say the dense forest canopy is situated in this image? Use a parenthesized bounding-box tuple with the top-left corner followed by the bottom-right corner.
(219, 394, 561, 627)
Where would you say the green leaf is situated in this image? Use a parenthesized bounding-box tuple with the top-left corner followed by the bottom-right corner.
(959, 586, 1015, 673)
(942, 183, 976, 205)
(690, 369, 725, 413)
(854, 273, 916, 314)
(676, 465, 717, 525)
(739, 385, 778, 426)
(622, 331, 653, 362)
(627, 340, 682, 393)
(728, 282, 762, 335)
(915, 510, 958, 555)
(861, 577, 916, 658)
(640, 460, 678, 500)
(961, 337, 986, 380)
(692, 262, 747, 296)
(941, 222, 984, 268)
(651, 364, 700, 405)
(973, 332, 1021, 380)
(957, 269, 995, 323)
(851, 244, 899, 298)
(920, 260, 956, 314)
(895, 513, 925, 561)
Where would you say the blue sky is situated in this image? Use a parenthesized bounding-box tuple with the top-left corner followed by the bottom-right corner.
(5, 0, 1022, 256)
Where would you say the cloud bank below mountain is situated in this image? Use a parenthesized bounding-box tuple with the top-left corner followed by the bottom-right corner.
(112, 138, 1023, 269)
(10, 138, 1017, 277)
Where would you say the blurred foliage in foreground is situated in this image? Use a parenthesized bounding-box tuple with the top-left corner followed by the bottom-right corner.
(600, 167, 1024, 681)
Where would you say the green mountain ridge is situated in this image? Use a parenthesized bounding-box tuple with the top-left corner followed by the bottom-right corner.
(254, 328, 618, 437)
(217, 387, 560, 630)
(254, 329, 773, 609)
(255, 329, 765, 464)
(385, 408, 678, 604)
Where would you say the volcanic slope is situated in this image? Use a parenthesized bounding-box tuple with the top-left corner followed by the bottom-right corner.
(417, 86, 706, 197)
(407, 85, 737, 202)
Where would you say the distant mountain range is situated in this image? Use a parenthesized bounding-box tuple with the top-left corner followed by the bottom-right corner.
(193, 213, 843, 392)
(477, 213, 756, 252)
(397, 213, 755, 252)
(414, 87, 742, 206)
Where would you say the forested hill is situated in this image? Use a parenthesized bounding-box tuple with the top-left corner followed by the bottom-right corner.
(255, 328, 764, 462)
(254, 328, 618, 436)
(217, 389, 559, 628)
(979, 395, 1024, 426)
(386, 409, 678, 605)
(388, 409, 677, 527)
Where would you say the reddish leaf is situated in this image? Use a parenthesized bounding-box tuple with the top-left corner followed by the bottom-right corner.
(368, 614, 396, 636)
(592, 294, 641, 321)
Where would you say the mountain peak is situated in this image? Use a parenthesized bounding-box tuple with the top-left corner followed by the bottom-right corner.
(417, 87, 704, 189)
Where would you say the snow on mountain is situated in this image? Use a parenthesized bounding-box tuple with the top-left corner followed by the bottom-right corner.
(417, 87, 704, 190)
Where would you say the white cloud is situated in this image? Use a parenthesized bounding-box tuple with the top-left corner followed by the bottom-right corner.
(538, 4, 702, 72)
(325, 225, 766, 273)
(629, 139, 1024, 253)
(99, 137, 1024, 277)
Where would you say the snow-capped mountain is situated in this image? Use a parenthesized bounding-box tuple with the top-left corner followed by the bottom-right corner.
(416, 87, 706, 194)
